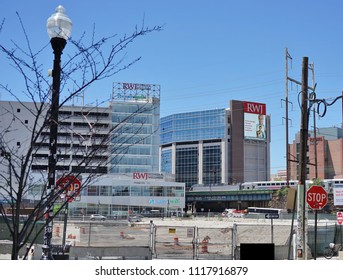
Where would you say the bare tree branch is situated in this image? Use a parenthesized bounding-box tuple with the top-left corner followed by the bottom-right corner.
(0, 12, 162, 259)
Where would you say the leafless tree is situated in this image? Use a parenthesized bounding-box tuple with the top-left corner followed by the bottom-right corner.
(0, 13, 162, 260)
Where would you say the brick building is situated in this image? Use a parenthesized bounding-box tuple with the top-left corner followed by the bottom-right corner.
(289, 127, 343, 180)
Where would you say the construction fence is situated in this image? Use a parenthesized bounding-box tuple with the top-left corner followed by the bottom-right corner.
(51, 221, 236, 260)
(49, 218, 341, 259)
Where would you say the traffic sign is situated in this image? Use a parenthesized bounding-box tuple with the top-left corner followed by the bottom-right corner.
(306, 185, 328, 210)
(265, 213, 279, 219)
(337, 212, 343, 225)
(56, 175, 81, 202)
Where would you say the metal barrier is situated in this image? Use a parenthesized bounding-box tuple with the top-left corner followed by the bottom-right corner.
(47, 218, 340, 259)
(152, 224, 236, 259)
(51, 221, 236, 260)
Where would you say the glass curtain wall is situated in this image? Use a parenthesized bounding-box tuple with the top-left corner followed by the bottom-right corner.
(176, 147, 198, 189)
(110, 100, 160, 173)
(203, 145, 222, 185)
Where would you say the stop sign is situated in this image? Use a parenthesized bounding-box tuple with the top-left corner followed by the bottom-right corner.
(337, 212, 343, 225)
(56, 175, 82, 202)
(306, 185, 328, 210)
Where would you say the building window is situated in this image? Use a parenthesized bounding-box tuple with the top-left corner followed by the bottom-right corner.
(100, 186, 110, 196)
(203, 145, 221, 185)
(87, 186, 98, 196)
(176, 147, 198, 189)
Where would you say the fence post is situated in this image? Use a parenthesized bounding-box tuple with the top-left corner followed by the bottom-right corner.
(232, 223, 237, 260)
(88, 222, 92, 247)
(192, 226, 197, 260)
(195, 227, 200, 260)
(149, 220, 157, 257)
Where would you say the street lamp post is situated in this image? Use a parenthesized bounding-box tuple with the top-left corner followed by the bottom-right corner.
(41, 5, 72, 260)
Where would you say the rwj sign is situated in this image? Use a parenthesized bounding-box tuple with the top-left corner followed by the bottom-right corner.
(243, 101, 267, 141)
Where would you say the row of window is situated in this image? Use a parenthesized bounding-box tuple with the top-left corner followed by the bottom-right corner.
(162, 145, 222, 188)
(109, 166, 152, 173)
(31, 165, 107, 173)
(111, 155, 153, 166)
(161, 128, 225, 144)
(112, 136, 155, 146)
(83, 185, 184, 197)
(59, 110, 109, 117)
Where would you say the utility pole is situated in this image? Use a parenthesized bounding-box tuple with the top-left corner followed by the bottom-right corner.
(285, 48, 291, 185)
(285, 51, 317, 260)
(297, 57, 309, 260)
(285, 48, 296, 260)
(309, 63, 318, 178)
(313, 107, 318, 178)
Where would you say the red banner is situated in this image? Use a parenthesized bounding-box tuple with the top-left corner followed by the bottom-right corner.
(243, 102, 266, 115)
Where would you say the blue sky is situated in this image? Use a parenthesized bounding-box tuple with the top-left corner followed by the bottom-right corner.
(2, 1, 343, 175)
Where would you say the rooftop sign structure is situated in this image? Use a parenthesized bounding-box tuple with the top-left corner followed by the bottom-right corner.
(112, 82, 160, 101)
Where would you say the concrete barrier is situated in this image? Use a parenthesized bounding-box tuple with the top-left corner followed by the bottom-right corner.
(339, 250, 343, 260)
(69, 246, 152, 260)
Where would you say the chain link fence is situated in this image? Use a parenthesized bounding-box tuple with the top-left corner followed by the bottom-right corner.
(152, 224, 236, 259)
(51, 220, 236, 259)
(46, 217, 341, 259)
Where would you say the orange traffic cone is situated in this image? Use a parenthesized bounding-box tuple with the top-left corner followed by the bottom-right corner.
(201, 240, 208, 253)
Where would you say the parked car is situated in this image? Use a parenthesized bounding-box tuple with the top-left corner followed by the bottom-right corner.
(90, 214, 106, 221)
(128, 214, 144, 222)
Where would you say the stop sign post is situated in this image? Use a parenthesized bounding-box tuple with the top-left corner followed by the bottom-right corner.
(306, 185, 328, 260)
(306, 185, 328, 210)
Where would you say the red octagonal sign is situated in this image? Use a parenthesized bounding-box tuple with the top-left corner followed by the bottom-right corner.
(306, 185, 328, 210)
(56, 175, 81, 203)
(337, 212, 343, 225)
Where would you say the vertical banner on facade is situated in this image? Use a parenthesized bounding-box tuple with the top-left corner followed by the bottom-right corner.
(243, 101, 267, 140)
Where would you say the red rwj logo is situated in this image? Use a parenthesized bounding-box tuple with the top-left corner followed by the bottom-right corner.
(133, 172, 148, 180)
(244, 102, 266, 115)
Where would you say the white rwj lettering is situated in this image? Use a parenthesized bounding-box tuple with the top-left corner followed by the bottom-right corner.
(243, 102, 266, 115)
(247, 103, 263, 114)
(133, 172, 148, 180)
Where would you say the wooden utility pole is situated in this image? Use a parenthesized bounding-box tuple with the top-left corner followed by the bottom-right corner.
(297, 57, 309, 260)
(309, 63, 318, 178)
